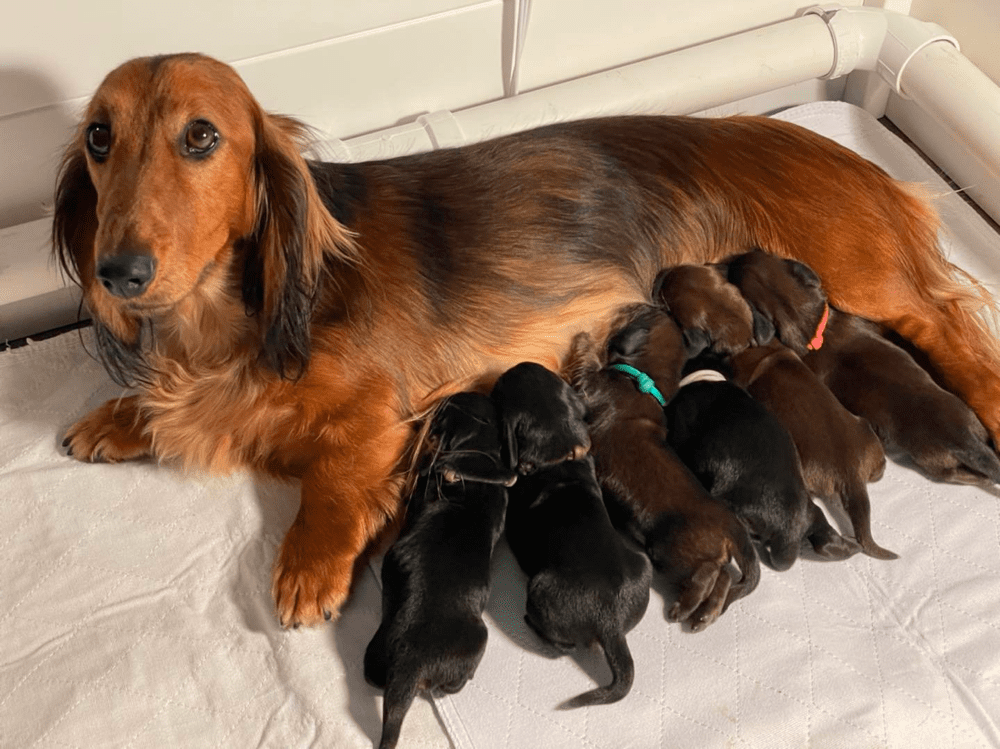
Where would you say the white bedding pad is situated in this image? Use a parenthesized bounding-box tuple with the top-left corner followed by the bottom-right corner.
(2, 101, 999, 749)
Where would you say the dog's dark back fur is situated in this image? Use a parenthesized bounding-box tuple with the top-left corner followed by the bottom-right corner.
(364, 392, 514, 749)
(570, 332, 759, 631)
(666, 357, 835, 570)
(491, 362, 590, 474)
(506, 457, 651, 707)
(725, 249, 1000, 487)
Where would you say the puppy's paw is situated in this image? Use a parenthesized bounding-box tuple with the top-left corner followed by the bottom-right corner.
(272, 531, 353, 628)
(63, 397, 151, 463)
(668, 560, 730, 631)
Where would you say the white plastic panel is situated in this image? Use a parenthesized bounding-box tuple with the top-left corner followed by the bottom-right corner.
(0, 0, 491, 118)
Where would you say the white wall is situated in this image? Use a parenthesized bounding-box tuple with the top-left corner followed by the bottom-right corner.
(0, 0, 848, 233)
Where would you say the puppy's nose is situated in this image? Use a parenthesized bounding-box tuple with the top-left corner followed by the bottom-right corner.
(96, 254, 157, 299)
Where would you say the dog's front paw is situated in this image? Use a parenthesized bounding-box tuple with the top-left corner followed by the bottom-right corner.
(272, 529, 353, 628)
(63, 397, 152, 463)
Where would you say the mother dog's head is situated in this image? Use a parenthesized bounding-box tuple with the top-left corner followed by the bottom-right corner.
(53, 53, 354, 384)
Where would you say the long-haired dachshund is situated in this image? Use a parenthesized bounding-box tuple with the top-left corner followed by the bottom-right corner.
(493, 362, 650, 708)
(727, 249, 1000, 486)
(363, 392, 514, 749)
(54, 53, 1000, 626)
(570, 329, 760, 631)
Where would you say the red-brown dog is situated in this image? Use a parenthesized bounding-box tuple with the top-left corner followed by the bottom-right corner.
(54, 53, 1000, 626)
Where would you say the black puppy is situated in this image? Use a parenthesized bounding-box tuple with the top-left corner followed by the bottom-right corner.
(654, 267, 859, 569)
(665, 353, 860, 570)
(495, 363, 651, 708)
(364, 392, 516, 749)
(492, 361, 591, 474)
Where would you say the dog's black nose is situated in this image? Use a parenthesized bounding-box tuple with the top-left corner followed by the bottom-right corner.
(96, 254, 157, 299)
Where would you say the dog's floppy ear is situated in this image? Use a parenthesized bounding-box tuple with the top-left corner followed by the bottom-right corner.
(52, 146, 97, 287)
(503, 419, 520, 473)
(750, 305, 776, 345)
(681, 327, 711, 358)
(53, 142, 150, 386)
(784, 258, 822, 289)
(244, 112, 356, 380)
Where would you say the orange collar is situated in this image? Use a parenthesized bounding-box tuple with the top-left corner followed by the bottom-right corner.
(807, 303, 829, 351)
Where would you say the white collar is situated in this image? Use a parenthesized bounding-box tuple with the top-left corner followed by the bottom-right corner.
(678, 369, 728, 388)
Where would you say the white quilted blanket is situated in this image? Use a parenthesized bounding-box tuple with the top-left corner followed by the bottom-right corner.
(3, 102, 1000, 749)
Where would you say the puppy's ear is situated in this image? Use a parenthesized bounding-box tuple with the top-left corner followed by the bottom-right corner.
(784, 258, 822, 289)
(651, 267, 672, 304)
(750, 305, 775, 345)
(607, 320, 650, 361)
(503, 420, 520, 473)
(245, 112, 356, 380)
(682, 328, 711, 358)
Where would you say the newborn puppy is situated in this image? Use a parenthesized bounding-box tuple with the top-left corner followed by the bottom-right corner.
(570, 327, 760, 632)
(726, 339, 895, 560)
(655, 267, 859, 568)
(725, 248, 1000, 486)
(492, 361, 590, 474)
(364, 392, 516, 749)
(665, 353, 861, 570)
(494, 361, 650, 707)
(505, 457, 652, 708)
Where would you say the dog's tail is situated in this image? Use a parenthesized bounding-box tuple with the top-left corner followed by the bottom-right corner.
(377, 670, 420, 749)
(559, 628, 635, 709)
(724, 519, 762, 612)
(840, 481, 899, 561)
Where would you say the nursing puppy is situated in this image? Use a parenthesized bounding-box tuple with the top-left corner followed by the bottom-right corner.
(725, 249, 1000, 486)
(364, 392, 515, 749)
(491, 361, 590, 474)
(570, 325, 760, 631)
(717, 252, 896, 559)
(495, 361, 649, 707)
(652, 267, 859, 568)
(506, 458, 652, 708)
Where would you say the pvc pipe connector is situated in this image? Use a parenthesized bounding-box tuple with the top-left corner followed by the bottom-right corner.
(804, 5, 958, 98)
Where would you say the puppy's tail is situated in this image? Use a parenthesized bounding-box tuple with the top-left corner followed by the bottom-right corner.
(559, 628, 635, 709)
(377, 671, 420, 749)
(840, 482, 899, 561)
(724, 520, 762, 612)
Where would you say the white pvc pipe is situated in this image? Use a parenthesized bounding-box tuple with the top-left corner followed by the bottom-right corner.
(446, 14, 836, 147)
(899, 43, 1000, 185)
(327, 13, 836, 162)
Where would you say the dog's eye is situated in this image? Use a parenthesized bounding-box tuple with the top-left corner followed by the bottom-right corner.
(86, 124, 111, 161)
(183, 120, 219, 156)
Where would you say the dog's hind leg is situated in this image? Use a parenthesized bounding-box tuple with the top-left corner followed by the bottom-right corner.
(834, 482, 898, 561)
(805, 502, 862, 561)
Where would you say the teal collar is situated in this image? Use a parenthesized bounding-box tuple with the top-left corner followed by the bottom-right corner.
(609, 363, 667, 407)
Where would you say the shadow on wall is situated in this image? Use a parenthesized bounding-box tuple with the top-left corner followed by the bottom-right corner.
(0, 66, 82, 229)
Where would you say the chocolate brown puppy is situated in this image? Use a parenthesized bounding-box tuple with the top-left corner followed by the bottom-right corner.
(727, 338, 897, 560)
(364, 392, 515, 749)
(570, 328, 759, 632)
(725, 248, 1000, 486)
